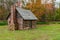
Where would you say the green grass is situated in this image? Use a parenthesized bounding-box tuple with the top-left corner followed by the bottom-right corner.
(0, 24, 60, 40)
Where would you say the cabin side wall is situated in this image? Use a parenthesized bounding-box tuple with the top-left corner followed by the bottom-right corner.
(23, 20, 37, 29)
(32, 21, 37, 28)
(17, 18, 23, 30)
(23, 21, 30, 29)
(17, 13, 23, 30)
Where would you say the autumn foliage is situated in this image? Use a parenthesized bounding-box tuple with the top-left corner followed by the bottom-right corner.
(0, 6, 7, 20)
(24, 0, 46, 21)
(24, 0, 55, 21)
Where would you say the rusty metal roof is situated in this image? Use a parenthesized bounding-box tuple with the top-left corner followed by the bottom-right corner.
(16, 7, 37, 20)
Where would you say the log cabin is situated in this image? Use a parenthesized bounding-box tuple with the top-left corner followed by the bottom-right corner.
(7, 2, 37, 30)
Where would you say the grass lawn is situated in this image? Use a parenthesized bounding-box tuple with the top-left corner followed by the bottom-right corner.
(0, 24, 60, 40)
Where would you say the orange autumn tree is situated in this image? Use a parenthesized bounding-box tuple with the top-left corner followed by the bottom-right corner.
(24, 0, 56, 21)
(24, 0, 46, 21)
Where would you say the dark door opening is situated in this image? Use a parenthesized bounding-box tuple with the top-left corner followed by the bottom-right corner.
(29, 21, 32, 28)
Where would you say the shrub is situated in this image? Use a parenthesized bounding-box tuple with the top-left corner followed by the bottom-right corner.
(0, 20, 8, 26)
(37, 22, 49, 24)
